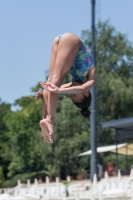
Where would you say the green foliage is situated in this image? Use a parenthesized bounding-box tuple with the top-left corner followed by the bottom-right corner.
(31, 82, 43, 93)
(4, 172, 38, 188)
(81, 21, 133, 169)
(54, 95, 90, 177)
(0, 166, 5, 188)
(0, 21, 133, 186)
(0, 99, 12, 177)
(5, 101, 51, 177)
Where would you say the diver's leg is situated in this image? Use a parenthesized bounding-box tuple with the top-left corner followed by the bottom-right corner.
(40, 33, 82, 143)
(41, 36, 59, 118)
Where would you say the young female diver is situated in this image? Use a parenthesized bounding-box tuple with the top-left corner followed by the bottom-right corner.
(35, 33, 96, 143)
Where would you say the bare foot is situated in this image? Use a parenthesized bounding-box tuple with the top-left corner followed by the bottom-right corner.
(39, 119, 54, 143)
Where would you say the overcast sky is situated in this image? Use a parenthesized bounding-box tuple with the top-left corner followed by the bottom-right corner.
(0, 0, 133, 105)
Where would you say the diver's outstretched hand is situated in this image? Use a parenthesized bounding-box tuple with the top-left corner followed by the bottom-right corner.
(34, 91, 43, 99)
(40, 82, 59, 93)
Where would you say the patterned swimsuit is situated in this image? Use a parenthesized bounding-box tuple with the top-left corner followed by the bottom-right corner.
(58, 34, 94, 82)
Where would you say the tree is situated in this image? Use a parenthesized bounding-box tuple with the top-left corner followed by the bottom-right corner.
(4, 93, 51, 178)
(81, 20, 133, 142)
(0, 99, 12, 177)
(0, 166, 5, 188)
(81, 21, 133, 170)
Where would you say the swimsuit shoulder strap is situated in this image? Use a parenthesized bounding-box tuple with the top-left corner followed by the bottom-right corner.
(58, 34, 63, 42)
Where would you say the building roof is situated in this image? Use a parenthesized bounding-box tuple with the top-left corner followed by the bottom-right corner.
(101, 117, 133, 129)
(76, 143, 127, 157)
(73, 143, 133, 157)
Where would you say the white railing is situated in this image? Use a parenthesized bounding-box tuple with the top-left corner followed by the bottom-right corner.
(1, 172, 133, 200)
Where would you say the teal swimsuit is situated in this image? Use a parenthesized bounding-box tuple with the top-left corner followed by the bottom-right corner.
(58, 34, 94, 82)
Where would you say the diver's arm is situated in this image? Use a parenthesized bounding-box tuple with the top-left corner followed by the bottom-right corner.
(60, 82, 72, 88)
(58, 80, 95, 94)
(87, 66, 96, 82)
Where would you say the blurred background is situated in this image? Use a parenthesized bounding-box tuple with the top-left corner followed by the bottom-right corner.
(0, 0, 133, 188)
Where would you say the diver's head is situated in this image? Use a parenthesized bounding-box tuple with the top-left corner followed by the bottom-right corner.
(70, 82, 92, 118)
